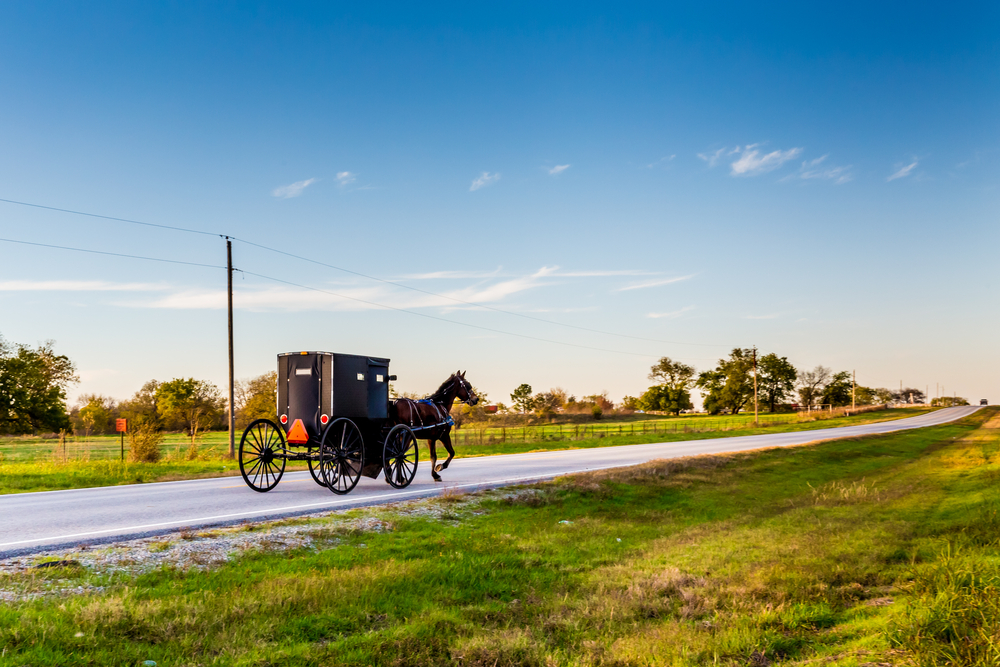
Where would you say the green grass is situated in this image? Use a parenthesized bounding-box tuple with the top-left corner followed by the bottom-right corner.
(0, 408, 996, 665)
(0, 408, 933, 494)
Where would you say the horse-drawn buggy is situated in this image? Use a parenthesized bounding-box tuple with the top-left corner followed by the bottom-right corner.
(238, 351, 477, 494)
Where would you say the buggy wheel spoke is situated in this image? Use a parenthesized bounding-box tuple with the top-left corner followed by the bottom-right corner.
(239, 419, 286, 493)
(384, 426, 418, 489)
(321, 418, 363, 495)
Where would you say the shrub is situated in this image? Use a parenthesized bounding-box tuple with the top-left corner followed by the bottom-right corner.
(591, 405, 603, 420)
(128, 418, 163, 463)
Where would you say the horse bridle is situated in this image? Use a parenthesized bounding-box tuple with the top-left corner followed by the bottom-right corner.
(453, 374, 478, 405)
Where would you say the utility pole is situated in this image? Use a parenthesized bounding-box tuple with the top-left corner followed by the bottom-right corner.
(227, 237, 235, 459)
(852, 370, 856, 410)
(752, 346, 758, 424)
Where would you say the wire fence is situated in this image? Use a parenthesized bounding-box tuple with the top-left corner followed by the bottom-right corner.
(452, 405, 891, 447)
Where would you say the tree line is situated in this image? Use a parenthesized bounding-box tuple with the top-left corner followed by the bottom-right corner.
(71, 372, 278, 440)
(626, 350, 930, 415)
(0, 333, 968, 437)
(0, 334, 280, 438)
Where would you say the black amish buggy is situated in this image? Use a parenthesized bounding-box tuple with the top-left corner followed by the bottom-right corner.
(238, 351, 420, 494)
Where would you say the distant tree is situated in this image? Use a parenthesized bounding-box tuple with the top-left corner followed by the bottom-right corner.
(532, 389, 565, 419)
(648, 357, 696, 390)
(756, 354, 797, 412)
(820, 371, 854, 407)
(639, 385, 693, 415)
(643, 357, 696, 415)
(510, 384, 534, 415)
(620, 395, 640, 411)
(76, 394, 117, 436)
(156, 378, 225, 445)
(853, 386, 878, 406)
(0, 336, 77, 434)
(931, 396, 969, 407)
(235, 371, 277, 429)
(872, 388, 895, 405)
(797, 366, 832, 408)
(894, 387, 926, 405)
(697, 348, 755, 415)
(118, 380, 161, 424)
(581, 393, 614, 412)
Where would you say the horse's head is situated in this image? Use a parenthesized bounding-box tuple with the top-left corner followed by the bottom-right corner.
(454, 370, 479, 406)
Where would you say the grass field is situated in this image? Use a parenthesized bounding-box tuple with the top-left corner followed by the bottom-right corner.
(0, 408, 934, 494)
(0, 407, 995, 665)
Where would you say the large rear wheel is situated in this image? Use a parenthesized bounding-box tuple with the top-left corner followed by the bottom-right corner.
(383, 425, 418, 489)
(239, 419, 287, 492)
(319, 418, 364, 495)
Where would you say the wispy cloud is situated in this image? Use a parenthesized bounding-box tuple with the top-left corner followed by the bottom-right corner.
(782, 155, 853, 184)
(548, 164, 570, 175)
(336, 171, 356, 186)
(0, 280, 167, 292)
(647, 155, 676, 168)
(401, 268, 505, 281)
(617, 275, 694, 291)
(730, 144, 802, 176)
(555, 269, 657, 278)
(124, 264, 667, 313)
(697, 148, 727, 168)
(887, 160, 919, 182)
(470, 172, 500, 191)
(402, 267, 655, 281)
(647, 306, 694, 319)
(272, 177, 318, 199)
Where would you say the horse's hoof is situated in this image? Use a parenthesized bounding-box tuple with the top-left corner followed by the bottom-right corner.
(434, 464, 443, 473)
(433, 475, 443, 482)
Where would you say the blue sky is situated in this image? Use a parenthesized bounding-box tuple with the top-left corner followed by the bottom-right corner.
(0, 2, 997, 407)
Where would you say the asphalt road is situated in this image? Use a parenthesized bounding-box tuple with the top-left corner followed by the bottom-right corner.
(0, 406, 979, 558)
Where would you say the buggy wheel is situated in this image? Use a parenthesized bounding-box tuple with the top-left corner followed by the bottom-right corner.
(383, 425, 418, 489)
(319, 418, 364, 495)
(239, 419, 287, 492)
(307, 449, 327, 487)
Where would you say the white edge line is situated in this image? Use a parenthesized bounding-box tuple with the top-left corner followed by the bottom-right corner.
(0, 469, 605, 548)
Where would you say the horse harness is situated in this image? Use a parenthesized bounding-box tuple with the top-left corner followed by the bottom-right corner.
(395, 375, 471, 432)
(397, 398, 454, 432)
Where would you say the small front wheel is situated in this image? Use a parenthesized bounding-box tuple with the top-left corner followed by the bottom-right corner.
(307, 449, 327, 487)
(319, 418, 364, 495)
(383, 425, 418, 489)
(239, 419, 287, 492)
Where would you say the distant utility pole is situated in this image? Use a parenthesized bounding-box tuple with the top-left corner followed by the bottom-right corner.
(752, 346, 758, 424)
(227, 237, 235, 459)
(852, 370, 856, 410)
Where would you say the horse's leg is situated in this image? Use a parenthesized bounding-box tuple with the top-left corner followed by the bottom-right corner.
(429, 439, 442, 481)
(436, 430, 455, 472)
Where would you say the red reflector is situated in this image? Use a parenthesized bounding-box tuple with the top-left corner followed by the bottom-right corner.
(279, 414, 288, 425)
(320, 414, 329, 425)
(286, 419, 309, 443)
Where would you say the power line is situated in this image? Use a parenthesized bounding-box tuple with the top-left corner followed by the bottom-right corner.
(240, 269, 664, 359)
(0, 235, 721, 362)
(0, 237, 225, 269)
(0, 196, 727, 348)
(0, 197, 220, 237)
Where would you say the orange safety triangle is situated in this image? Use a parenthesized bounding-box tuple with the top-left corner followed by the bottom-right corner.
(286, 418, 310, 444)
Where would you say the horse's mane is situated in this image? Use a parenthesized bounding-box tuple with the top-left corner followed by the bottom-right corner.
(426, 374, 457, 402)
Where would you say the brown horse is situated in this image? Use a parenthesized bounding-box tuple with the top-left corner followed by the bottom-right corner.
(391, 371, 478, 481)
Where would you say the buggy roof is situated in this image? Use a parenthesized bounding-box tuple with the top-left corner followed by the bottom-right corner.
(277, 351, 390, 365)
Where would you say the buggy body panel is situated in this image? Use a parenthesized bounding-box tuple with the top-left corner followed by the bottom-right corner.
(276, 351, 391, 446)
